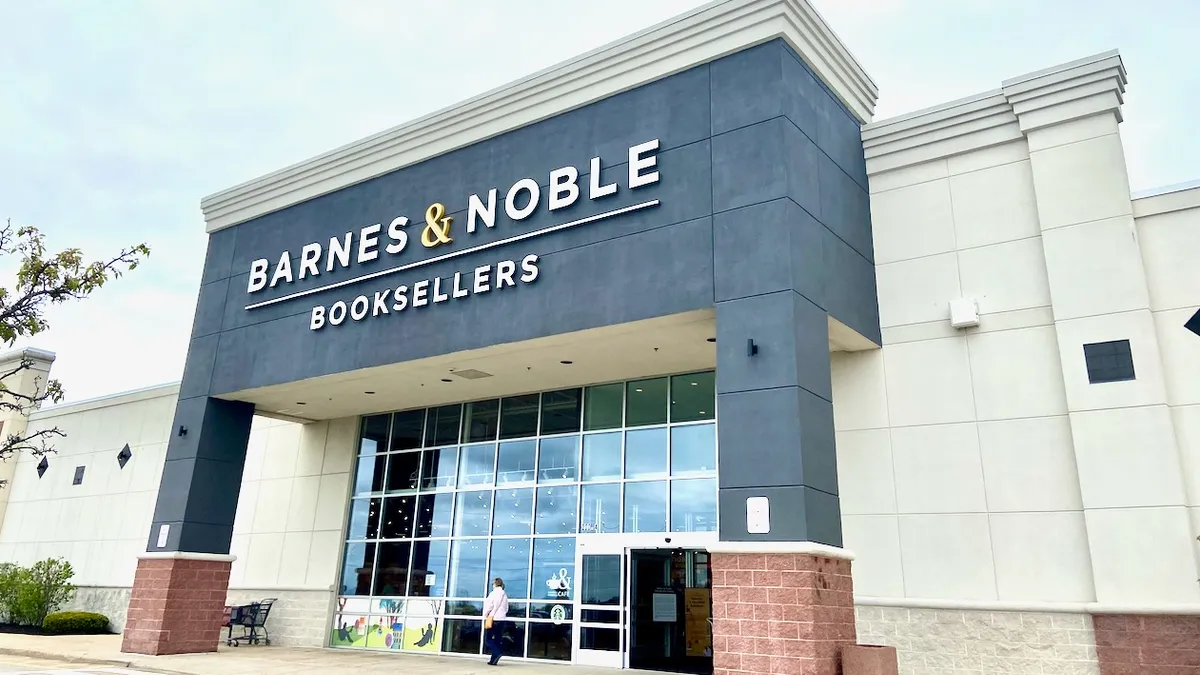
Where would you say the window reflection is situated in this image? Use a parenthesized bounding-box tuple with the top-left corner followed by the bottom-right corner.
(492, 488, 534, 536)
(458, 443, 496, 487)
(359, 415, 389, 455)
(425, 405, 462, 447)
(454, 490, 493, 537)
(420, 447, 457, 490)
(380, 495, 416, 539)
(408, 540, 449, 597)
(385, 452, 421, 492)
(390, 409, 425, 451)
(535, 485, 578, 535)
(487, 537, 531, 599)
(540, 389, 582, 435)
(624, 481, 667, 533)
(339, 542, 375, 595)
(532, 537, 575, 602)
(463, 400, 499, 443)
(415, 492, 454, 538)
(583, 383, 623, 431)
(580, 483, 620, 534)
(346, 498, 381, 540)
(353, 454, 388, 495)
(497, 440, 536, 485)
(537, 436, 579, 483)
(499, 394, 539, 440)
(582, 432, 621, 482)
(373, 541, 411, 596)
(626, 378, 667, 427)
(671, 478, 717, 532)
(670, 372, 715, 423)
(448, 539, 489, 598)
(625, 428, 667, 479)
(670, 424, 716, 475)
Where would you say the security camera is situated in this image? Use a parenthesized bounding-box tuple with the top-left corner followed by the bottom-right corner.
(664, 537, 672, 544)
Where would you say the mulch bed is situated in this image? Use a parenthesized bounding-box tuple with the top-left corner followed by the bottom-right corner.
(0, 623, 47, 635)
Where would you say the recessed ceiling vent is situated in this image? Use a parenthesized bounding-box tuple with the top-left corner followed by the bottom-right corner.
(451, 369, 493, 380)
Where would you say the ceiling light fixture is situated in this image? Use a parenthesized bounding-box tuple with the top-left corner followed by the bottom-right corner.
(297, 402, 307, 405)
(364, 391, 376, 395)
(441, 378, 453, 383)
(706, 337, 716, 343)
(560, 360, 573, 365)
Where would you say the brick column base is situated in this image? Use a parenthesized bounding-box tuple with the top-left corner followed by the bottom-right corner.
(711, 545, 856, 675)
(1093, 613, 1200, 674)
(121, 553, 235, 656)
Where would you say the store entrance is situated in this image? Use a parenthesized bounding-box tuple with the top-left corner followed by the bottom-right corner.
(628, 549, 713, 674)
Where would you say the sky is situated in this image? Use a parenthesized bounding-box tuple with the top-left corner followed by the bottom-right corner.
(1, 0, 1196, 404)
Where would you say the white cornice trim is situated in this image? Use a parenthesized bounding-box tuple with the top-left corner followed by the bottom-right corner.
(0, 347, 56, 367)
(707, 541, 855, 561)
(138, 551, 237, 563)
(200, 0, 876, 234)
(857, 595, 1200, 617)
(1133, 180, 1200, 218)
(29, 381, 181, 421)
(864, 49, 1125, 176)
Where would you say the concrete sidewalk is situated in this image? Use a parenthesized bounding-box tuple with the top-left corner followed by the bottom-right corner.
(0, 634, 635, 675)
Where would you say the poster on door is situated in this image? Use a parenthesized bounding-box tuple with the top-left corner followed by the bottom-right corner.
(684, 588, 712, 657)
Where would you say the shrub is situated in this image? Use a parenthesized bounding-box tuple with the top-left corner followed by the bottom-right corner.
(12, 558, 75, 626)
(0, 563, 26, 624)
(43, 611, 110, 635)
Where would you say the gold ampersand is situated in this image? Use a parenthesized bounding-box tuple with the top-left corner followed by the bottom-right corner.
(421, 203, 453, 248)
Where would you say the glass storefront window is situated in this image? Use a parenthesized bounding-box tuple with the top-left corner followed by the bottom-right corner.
(454, 490, 493, 537)
(583, 382, 623, 431)
(581, 555, 620, 605)
(624, 428, 667, 479)
(581, 432, 621, 482)
(360, 415, 389, 454)
(380, 495, 416, 539)
(670, 423, 716, 475)
(340, 542, 375, 596)
(419, 447, 457, 490)
(496, 440, 536, 485)
(385, 452, 421, 493)
(625, 378, 667, 427)
(624, 481, 667, 533)
(390, 409, 425, 451)
(458, 443, 495, 487)
(492, 488, 534, 536)
(670, 478, 717, 532)
(580, 483, 619, 534)
(448, 539, 489, 598)
(537, 436, 578, 483)
(346, 497, 381, 540)
(487, 537, 532, 599)
(463, 400, 500, 443)
(534, 485, 577, 535)
(540, 389, 582, 435)
(336, 372, 718, 660)
(353, 454, 388, 495)
(499, 394, 539, 440)
(531, 537, 575, 602)
(426, 405, 462, 447)
(415, 492, 453, 538)
(670, 371, 715, 423)
(409, 540, 449, 597)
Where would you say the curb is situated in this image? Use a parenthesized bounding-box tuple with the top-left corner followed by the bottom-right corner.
(0, 646, 133, 668)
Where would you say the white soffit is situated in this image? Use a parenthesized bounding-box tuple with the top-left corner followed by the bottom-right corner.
(200, 0, 877, 233)
(862, 49, 1126, 175)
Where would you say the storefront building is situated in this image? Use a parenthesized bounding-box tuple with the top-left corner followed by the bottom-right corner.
(0, 1, 1198, 674)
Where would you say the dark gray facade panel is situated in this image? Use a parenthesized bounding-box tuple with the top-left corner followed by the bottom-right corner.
(157, 39, 881, 554)
(148, 397, 254, 555)
(714, 291, 832, 402)
(715, 385, 836, 493)
(718, 485, 842, 547)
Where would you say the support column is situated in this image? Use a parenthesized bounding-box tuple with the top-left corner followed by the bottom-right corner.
(710, 544, 856, 675)
(121, 393, 254, 655)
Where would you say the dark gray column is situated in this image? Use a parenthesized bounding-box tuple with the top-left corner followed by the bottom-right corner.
(145, 395, 254, 554)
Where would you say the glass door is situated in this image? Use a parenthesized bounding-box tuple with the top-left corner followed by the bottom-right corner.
(574, 537, 626, 667)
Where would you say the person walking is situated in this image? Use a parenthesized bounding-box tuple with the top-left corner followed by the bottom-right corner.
(483, 577, 510, 665)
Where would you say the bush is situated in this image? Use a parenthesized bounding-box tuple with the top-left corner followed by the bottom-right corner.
(0, 563, 26, 624)
(0, 558, 76, 627)
(43, 611, 110, 635)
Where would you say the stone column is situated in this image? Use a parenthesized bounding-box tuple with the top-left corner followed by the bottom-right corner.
(710, 544, 856, 675)
(121, 552, 236, 655)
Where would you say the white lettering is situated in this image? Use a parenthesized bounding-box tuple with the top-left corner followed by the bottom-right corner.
(496, 260, 517, 288)
(386, 217, 409, 254)
(452, 272, 469, 298)
(505, 178, 540, 221)
(327, 233, 352, 272)
(520, 254, 540, 283)
(474, 265, 492, 293)
(432, 276, 449, 303)
(548, 166, 579, 211)
(392, 285, 409, 312)
(299, 243, 321, 279)
(329, 301, 348, 326)
(270, 252, 293, 288)
(350, 295, 369, 321)
(412, 280, 430, 307)
(310, 305, 326, 330)
(589, 156, 617, 199)
(467, 189, 497, 233)
(628, 139, 660, 188)
(248, 258, 269, 293)
(373, 289, 392, 316)
(357, 223, 382, 263)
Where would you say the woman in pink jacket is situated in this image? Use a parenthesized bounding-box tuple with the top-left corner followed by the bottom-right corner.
(483, 577, 509, 665)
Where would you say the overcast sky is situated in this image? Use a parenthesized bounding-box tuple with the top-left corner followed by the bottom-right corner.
(1, 0, 1196, 403)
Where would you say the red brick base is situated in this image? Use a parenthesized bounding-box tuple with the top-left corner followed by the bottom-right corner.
(711, 551, 856, 675)
(121, 554, 233, 655)
(1094, 614, 1200, 674)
